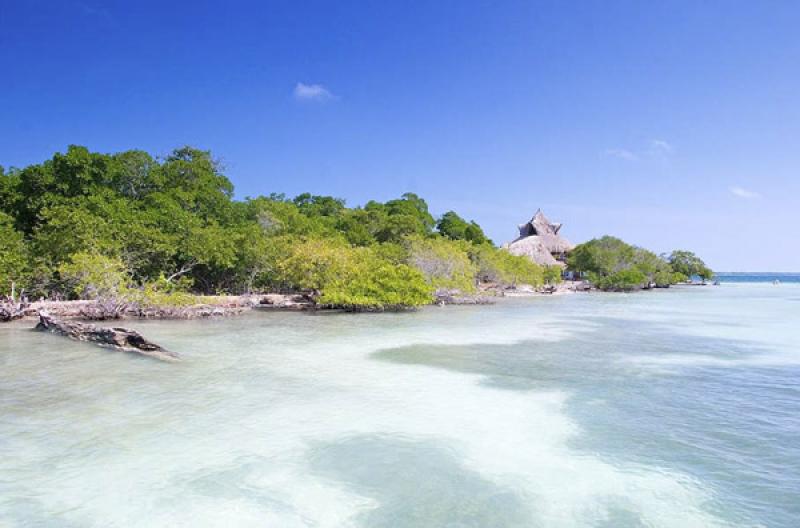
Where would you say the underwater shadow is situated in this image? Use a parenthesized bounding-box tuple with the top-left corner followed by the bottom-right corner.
(308, 434, 536, 528)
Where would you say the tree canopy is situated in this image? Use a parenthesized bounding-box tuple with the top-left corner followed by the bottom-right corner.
(665, 250, 714, 281)
(568, 236, 712, 291)
(437, 211, 490, 245)
(0, 145, 551, 308)
(0, 212, 29, 296)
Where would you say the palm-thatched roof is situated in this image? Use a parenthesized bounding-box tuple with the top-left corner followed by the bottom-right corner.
(503, 210, 575, 267)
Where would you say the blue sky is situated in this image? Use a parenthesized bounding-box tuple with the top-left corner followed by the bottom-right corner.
(2, 1, 799, 270)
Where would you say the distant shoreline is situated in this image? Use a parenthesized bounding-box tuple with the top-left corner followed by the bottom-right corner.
(713, 272, 800, 284)
(715, 272, 800, 276)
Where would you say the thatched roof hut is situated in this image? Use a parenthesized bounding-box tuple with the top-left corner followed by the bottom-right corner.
(503, 210, 575, 267)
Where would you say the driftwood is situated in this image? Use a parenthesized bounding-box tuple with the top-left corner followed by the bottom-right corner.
(256, 293, 316, 310)
(434, 289, 494, 306)
(0, 305, 22, 322)
(35, 312, 180, 362)
(0, 302, 30, 322)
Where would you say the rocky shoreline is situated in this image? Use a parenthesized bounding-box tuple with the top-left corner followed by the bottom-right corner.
(1, 282, 588, 324)
(2, 283, 586, 363)
(0, 293, 316, 323)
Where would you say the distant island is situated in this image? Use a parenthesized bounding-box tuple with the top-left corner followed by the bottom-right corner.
(1, 146, 712, 320)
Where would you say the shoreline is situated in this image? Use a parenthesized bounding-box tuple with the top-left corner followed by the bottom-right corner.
(2, 280, 722, 325)
(0, 294, 308, 323)
(1, 281, 590, 323)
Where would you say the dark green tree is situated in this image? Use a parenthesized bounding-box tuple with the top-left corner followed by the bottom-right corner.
(437, 211, 489, 244)
(666, 250, 713, 281)
(0, 212, 30, 296)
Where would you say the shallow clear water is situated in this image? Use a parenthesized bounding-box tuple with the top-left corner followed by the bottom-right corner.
(1, 282, 799, 527)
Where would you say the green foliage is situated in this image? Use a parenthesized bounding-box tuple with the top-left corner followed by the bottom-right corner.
(590, 269, 648, 292)
(437, 211, 490, 245)
(371, 241, 410, 265)
(666, 250, 713, 281)
(363, 193, 437, 243)
(0, 166, 22, 220)
(568, 236, 632, 277)
(543, 266, 563, 285)
(569, 236, 707, 291)
(293, 193, 346, 217)
(1, 147, 473, 306)
(320, 250, 433, 310)
(375, 213, 427, 242)
(276, 238, 432, 309)
(57, 252, 197, 308)
(135, 275, 196, 308)
(631, 246, 676, 287)
(406, 236, 478, 293)
(33, 202, 121, 265)
(334, 211, 374, 246)
(159, 146, 234, 219)
(469, 244, 544, 287)
(246, 196, 318, 236)
(386, 193, 435, 231)
(58, 252, 130, 300)
(276, 238, 355, 292)
(7, 145, 710, 307)
(0, 212, 29, 296)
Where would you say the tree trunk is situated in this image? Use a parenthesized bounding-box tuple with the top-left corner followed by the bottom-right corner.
(35, 312, 180, 362)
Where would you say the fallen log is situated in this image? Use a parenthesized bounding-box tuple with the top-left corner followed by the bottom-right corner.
(0, 301, 34, 322)
(255, 293, 316, 310)
(1, 304, 23, 322)
(433, 289, 494, 306)
(35, 312, 180, 362)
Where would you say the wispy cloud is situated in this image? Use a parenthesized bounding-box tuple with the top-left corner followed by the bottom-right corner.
(729, 186, 761, 199)
(649, 139, 674, 154)
(604, 148, 638, 161)
(293, 82, 336, 102)
(604, 139, 675, 162)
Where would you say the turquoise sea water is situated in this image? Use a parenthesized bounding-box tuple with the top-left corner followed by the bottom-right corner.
(1, 281, 799, 527)
(715, 272, 800, 284)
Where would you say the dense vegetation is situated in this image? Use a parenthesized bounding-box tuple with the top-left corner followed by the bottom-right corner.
(0, 146, 555, 309)
(567, 236, 712, 291)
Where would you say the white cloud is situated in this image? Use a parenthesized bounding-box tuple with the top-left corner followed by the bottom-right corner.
(649, 139, 674, 154)
(603, 139, 674, 161)
(604, 148, 638, 161)
(729, 186, 761, 199)
(293, 82, 335, 102)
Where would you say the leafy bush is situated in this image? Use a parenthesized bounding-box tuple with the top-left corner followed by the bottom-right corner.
(569, 236, 708, 291)
(320, 254, 432, 310)
(58, 252, 131, 300)
(469, 244, 544, 287)
(543, 266, 563, 285)
(0, 212, 29, 297)
(590, 269, 647, 291)
(437, 211, 490, 245)
(276, 238, 354, 292)
(406, 236, 478, 293)
(134, 275, 196, 308)
(58, 252, 197, 309)
(666, 250, 713, 281)
(277, 238, 433, 309)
